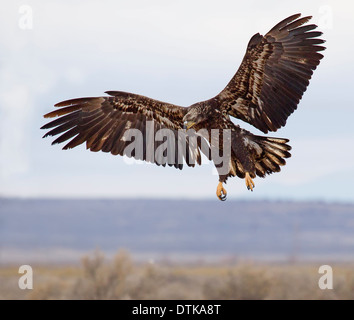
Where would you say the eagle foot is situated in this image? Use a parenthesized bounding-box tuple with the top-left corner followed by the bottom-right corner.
(245, 172, 255, 192)
(216, 182, 227, 201)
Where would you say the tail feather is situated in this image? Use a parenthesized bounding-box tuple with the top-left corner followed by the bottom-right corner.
(253, 136, 291, 178)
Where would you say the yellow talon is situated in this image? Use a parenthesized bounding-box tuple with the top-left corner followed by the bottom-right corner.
(245, 172, 255, 191)
(216, 182, 227, 201)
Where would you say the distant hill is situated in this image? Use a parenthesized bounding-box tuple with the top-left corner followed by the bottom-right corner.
(1, 198, 354, 264)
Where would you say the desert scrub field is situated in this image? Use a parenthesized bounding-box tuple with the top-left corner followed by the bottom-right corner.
(1, 250, 354, 300)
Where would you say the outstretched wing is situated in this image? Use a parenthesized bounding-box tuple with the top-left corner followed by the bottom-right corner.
(216, 13, 325, 133)
(41, 91, 202, 169)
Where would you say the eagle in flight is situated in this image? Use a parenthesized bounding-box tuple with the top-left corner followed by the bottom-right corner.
(41, 14, 325, 201)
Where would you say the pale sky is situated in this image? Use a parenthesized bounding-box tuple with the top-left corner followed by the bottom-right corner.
(1, 0, 353, 202)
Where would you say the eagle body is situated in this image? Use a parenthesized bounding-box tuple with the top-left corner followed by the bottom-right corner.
(41, 14, 325, 200)
(185, 102, 291, 184)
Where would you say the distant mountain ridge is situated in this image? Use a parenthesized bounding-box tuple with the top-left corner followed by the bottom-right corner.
(1, 199, 354, 263)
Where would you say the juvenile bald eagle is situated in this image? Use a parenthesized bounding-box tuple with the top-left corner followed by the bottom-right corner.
(41, 14, 325, 200)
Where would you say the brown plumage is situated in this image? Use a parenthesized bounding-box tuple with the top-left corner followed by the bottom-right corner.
(217, 14, 325, 133)
(41, 14, 325, 200)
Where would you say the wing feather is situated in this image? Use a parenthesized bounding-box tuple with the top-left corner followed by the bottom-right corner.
(41, 91, 204, 169)
(216, 14, 325, 133)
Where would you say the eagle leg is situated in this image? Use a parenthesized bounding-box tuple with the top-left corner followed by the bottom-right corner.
(245, 172, 255, 191)
(216, 182, 227, 201)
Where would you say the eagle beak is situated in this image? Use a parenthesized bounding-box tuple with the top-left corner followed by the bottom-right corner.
(184, 121, 196, 130)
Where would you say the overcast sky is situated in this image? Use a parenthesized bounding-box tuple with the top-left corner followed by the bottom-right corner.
(1, 0, 353, 202)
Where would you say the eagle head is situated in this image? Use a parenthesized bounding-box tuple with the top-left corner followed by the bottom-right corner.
(183, 103, 208, 130)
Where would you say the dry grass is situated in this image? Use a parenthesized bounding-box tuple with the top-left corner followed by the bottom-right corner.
(1, 250, 354, 300)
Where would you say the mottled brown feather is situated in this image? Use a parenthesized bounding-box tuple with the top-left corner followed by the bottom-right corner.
(216, 14, 325, 133)
(41, 91, 203, 169)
